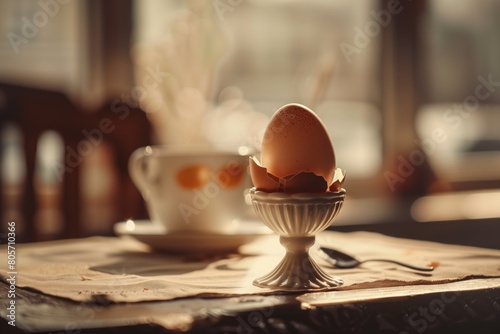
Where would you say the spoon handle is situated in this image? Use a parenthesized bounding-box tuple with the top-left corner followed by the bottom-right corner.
(361, 259, 435, 272)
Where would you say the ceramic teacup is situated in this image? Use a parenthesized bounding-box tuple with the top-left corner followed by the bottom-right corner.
(129, 145, 252, 234)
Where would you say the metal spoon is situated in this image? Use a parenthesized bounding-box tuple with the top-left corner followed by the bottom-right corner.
(319, 247, 435, 272)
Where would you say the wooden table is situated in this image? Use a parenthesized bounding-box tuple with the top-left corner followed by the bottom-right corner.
(2, 219, 500, 334)
(2, 273, 500, 333)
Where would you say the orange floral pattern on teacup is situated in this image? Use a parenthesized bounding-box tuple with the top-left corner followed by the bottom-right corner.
(176, 162, 245, 190)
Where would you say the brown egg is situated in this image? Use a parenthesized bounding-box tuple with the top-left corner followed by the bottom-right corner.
(250, 103, 344, 193)
(261, 104, 336, 183)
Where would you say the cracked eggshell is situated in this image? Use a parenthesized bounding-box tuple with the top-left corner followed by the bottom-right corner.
(261, 103, 336, 185)
(249, 156, 280, 192)
(283, 172, 328, 193)
(329, 169, 346, 192)
(250, 157, 332, 193)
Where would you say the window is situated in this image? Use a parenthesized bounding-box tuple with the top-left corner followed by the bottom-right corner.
(417, 0, 500, 186)
(133, 0, 384, 196)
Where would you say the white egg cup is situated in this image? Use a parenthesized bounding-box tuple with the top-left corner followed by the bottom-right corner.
(249, 188, 346, 291)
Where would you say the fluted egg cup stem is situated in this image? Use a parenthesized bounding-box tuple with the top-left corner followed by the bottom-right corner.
(253, 236, 343, 289)
(250, 188, 346, 291)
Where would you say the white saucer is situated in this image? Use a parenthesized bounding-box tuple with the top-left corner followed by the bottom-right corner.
(113, 219, 271, 254)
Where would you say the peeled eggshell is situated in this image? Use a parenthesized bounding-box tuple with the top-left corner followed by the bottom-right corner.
(283, 172, 328, 193)
(249, 157, 332, 193)
(329, 169, 346, 192)
(261, 104, 336, 185)
(249, 157, 280, 192)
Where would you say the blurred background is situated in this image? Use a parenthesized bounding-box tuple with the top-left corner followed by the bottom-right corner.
(0, 0, 499, 247)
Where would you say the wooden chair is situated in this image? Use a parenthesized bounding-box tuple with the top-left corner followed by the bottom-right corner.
(0, 83, 151, 241)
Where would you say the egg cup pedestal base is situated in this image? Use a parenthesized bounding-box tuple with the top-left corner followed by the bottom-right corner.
(253, 236, 343, 290)
(249, 188, 346, 291)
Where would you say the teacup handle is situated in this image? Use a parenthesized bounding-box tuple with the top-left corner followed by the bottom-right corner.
(128, 147, 153, 200)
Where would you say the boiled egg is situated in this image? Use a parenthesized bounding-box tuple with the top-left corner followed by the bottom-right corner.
(249, 103, 345, 193)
